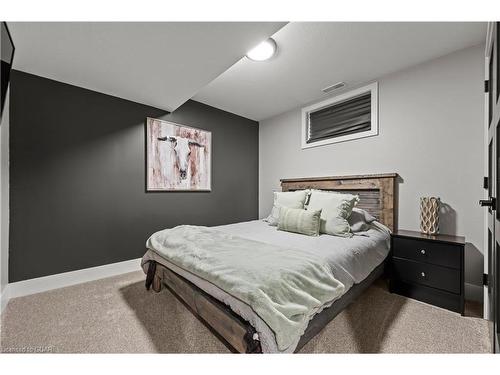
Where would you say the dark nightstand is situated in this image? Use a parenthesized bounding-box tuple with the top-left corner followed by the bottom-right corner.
(389, 229, 465, 315)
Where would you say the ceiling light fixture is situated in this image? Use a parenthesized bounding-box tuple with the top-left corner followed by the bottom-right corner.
(246, 38, 277, 61)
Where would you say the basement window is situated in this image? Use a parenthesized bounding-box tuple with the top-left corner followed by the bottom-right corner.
(301, 82, 378, 149)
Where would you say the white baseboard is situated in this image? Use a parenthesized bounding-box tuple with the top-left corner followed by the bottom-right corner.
(1, 258, 142, 314)
(0, 285, 10, 314)
(465, 282, 483, 303)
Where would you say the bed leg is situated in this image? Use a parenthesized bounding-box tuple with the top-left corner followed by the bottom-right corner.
(145, 261, 157, 291)
(244, 329, 262, 353)
(152, 274, 163, 292)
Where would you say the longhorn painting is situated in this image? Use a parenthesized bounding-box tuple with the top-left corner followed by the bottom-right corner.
(146, 118, 211, 191)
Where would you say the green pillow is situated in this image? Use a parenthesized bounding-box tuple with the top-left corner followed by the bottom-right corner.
(277, 207, 321, 236)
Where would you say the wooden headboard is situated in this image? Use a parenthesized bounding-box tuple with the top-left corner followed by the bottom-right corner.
(280, 173, 398, 231)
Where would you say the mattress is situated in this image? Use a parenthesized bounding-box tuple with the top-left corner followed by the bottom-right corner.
(142, 219, 390, 353)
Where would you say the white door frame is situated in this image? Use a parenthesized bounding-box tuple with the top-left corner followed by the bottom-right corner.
(484, 22, 494, 319)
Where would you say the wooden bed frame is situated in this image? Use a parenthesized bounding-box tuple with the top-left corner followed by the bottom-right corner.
(144, 173, 398, 353)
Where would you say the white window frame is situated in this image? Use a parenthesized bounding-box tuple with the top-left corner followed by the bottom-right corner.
(301, 82, 378, 149)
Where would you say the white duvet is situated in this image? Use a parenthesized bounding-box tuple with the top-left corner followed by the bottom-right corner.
(218, 220, 391, 292)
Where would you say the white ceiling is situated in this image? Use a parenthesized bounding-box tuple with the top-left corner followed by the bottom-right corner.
(194, 22, 487, 121)
(8, 22, 286, 112)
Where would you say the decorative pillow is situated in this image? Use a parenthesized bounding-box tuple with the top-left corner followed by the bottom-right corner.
(264, 190, 310, 225)
(348, 208, 376, 232)
(307, 190, 359, 237)
(277, 207, 321, 236)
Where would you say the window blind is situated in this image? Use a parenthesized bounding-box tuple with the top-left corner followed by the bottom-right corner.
(307, 92, 371, 143)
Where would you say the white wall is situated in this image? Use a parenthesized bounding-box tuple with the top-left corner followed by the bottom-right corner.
(1, 87, 9, 305)
(259, 45, 485, 294)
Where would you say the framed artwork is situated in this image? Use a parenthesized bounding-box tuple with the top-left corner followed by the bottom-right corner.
(146, 117, 211, 191)
(1, 22, 15, 121)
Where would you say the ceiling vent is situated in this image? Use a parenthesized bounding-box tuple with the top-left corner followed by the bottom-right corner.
(322, 82, 346, 94)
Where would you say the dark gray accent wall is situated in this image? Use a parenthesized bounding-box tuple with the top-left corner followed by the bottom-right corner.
(9, 70, 258, 282)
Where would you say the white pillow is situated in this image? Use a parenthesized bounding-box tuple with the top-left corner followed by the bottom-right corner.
(264, 190, 310, 226)
(307, 190, 359, 237)
(274, 190, 309, 208)
(265, 205, 281, 226)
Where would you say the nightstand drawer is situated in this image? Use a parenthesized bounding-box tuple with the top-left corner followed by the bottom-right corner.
(392, 237, 461, 269)
(392, 258, 461, 294)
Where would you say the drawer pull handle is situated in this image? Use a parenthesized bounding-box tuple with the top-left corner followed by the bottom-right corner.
(421, 272, 426, 278)
(420, 249, 426, 255)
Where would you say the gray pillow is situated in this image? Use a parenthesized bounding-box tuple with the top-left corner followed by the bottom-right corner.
(348, 208, 376, 232)
(277, 207, 322, 236)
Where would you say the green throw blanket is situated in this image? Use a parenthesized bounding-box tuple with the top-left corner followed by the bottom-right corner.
(146, 225, 345, 350)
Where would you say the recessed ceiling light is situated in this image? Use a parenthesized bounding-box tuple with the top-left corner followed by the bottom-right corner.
(246, 38, 277, 62)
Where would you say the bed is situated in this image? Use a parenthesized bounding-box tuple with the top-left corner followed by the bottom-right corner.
(141, 173, 398, 353)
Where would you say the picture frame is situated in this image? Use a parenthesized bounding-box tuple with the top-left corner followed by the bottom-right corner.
(1, 21, 15, 122)
(145, 117, 212, 192)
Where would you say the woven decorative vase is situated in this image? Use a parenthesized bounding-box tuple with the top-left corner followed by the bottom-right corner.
(420, 197, 440, 235)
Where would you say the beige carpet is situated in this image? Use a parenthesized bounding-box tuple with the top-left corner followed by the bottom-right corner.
(0, 271, 491, 353)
